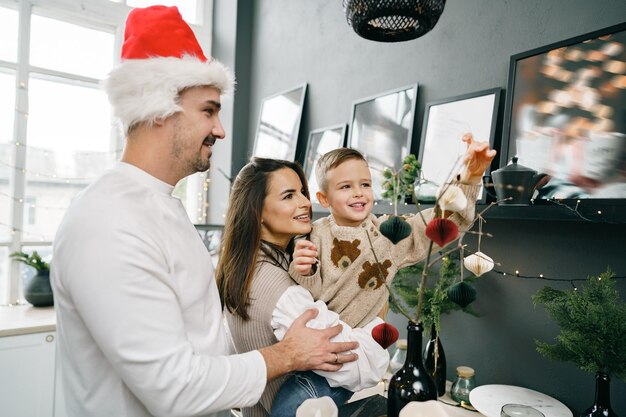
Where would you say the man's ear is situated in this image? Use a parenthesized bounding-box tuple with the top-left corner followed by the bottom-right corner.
(317, 191, 330, 208)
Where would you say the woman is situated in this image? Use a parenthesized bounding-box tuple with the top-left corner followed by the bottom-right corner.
(216, 158, 388, 417)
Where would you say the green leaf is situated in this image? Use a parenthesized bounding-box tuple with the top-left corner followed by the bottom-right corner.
(9, 250, 50, 272)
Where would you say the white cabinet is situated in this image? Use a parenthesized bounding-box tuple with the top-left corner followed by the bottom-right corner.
(0, 331, 65, 417)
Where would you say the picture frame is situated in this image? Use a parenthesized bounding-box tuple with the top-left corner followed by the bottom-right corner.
(252, 83, 308, 161)
(501, 22, 626, 201)
(418, 88, 501, 204)
(348, 84, 419, 201)
(303, 124, 347, 204)
(194, 224, 224, 267)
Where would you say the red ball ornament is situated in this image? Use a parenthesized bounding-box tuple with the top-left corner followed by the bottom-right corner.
(425, 218, 459, 247)
(371, 322, 399, 349)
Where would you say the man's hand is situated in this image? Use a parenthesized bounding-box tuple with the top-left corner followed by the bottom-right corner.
(292, 240, 318, 276)
(460, 133, 497, 184)
(260, 309, 359, 381)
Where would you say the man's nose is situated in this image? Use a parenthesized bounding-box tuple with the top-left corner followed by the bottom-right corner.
(213, 117, 225, 139)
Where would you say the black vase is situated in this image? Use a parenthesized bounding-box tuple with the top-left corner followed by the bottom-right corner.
(387, 321, 437, 417)
(423, 323, 447, 397)
(24, 270, 54, 307)
(581, 372, 619, 417)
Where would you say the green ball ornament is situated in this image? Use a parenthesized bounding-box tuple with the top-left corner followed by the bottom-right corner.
(447, 281, 477, 308)
(380, 216, 412, 244)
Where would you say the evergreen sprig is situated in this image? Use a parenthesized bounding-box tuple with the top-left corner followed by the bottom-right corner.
(532, 269, 626, 380)
(381, 154, 421, 202)
(389, 254, 478, 330)
(10, 250, 50, 272)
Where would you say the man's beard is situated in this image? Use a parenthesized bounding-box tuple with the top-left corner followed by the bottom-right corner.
(171, 119, 214, 174)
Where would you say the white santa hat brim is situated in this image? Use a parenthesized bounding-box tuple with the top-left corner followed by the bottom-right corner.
(104, 55, 235, 135)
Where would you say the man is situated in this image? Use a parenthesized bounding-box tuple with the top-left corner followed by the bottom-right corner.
(51, 6, 358, 417)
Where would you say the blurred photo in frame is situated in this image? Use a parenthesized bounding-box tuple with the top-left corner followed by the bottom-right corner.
(419, 88, 501, 204)
(502, 22, 626, 200)
(303, 124, 347, 204)
(194, 224, 223, 267)
(253, 84, 307, 161)
(348, 84, 418, 201)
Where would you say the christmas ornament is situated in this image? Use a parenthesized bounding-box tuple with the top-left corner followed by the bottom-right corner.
(380, 216, 412, 244)
(371, 322, 400, 349)
(425, 218, 458, 247)
(464, 251, 495, 277)
(436, 184, 468, 213)
(447, 281, 477, 308)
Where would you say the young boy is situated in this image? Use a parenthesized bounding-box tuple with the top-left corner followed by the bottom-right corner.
(289, 134, 496, 329)
(269, 135, 494, 416)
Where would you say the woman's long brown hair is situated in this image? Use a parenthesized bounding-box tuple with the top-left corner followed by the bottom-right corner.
(216, 157, 310, 321)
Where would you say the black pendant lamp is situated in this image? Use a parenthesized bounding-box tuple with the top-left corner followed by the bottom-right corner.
(343, 0, 446, 42)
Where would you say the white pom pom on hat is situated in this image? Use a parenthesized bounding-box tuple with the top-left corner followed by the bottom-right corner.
(104, 5, 235, 135)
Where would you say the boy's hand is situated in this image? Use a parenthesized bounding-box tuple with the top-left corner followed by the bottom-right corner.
(460, 133, 497, 184)
(292, 239, 318, 276)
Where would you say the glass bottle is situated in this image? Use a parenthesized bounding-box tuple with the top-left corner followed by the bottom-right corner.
(450, 366, 476, 405)
(581, 372, 618, 417)
(387, 322, 437, 417)
(388, 339, 407, 375)
(414, 172, 439, 203)
(423, 323, 446, 396)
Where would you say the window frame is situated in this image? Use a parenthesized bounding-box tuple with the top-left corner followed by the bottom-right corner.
(0, 0, 214, 306)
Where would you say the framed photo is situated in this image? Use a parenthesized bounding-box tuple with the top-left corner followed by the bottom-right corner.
(418, 88, 501, 203)
(252, 83, 308, 161)
(502, 22, 626, 201)
(194, 224, 224, 267)
(348, 84, 418, 201)
(303, 124, 347, 204)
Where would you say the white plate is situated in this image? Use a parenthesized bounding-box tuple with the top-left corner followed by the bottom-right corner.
(469, 384, 572, 417)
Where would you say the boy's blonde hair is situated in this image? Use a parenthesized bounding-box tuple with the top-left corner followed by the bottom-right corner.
(315, 148, 367, 193)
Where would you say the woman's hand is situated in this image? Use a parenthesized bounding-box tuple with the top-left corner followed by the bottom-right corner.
(292, 239, 318, 276)
(459, 133, 497, 184)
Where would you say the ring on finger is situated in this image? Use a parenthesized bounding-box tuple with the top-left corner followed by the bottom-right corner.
(334, 353, 339, 364)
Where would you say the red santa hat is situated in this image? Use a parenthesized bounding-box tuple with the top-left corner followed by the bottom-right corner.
(104, 5, 234, 135)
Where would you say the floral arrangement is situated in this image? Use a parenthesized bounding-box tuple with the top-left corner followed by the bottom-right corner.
(532, 269, 626, 379)
(10, 250, 50, 273)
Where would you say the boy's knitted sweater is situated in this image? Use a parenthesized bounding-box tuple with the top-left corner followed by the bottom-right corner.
(289, 183, 480, 328)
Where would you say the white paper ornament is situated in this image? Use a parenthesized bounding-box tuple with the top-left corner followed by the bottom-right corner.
(296, 396, 338, 417)
(463, 251, 494, 277)
(436, 184, 467, 213)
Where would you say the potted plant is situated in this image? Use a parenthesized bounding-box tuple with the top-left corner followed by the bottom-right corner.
(533, 269, 626, 417)
(10, 250, 54, 307)
(390, 255, 480, 396)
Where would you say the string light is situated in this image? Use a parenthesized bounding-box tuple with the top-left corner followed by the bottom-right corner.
(0, 192, 69, 210)
(544, 198, 624, 224)
(0, 222, 53, 242)
(3, 138, 123, 156)
(0, 160, 104, 182)
(491, 268, 626, 288)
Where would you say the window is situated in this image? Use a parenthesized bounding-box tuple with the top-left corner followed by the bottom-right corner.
(1, 0, 214, 306)
(126, 0, 203, 25)
(24, 197, 36, 225)
(0, 6, 18, 63)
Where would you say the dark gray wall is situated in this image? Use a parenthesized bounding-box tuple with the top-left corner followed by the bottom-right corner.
(231, 0, 626, 414)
